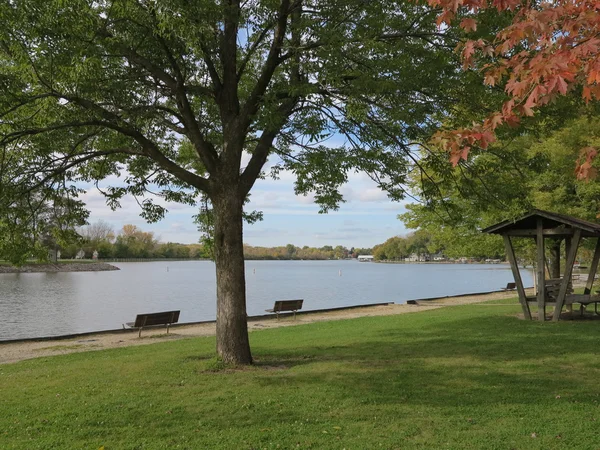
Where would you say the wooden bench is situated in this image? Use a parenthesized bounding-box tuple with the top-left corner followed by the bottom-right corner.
(123, 310, 180, 337)
(564, 294, 600, 316)
(265, 300, 303, 320)
(503, 282, 516, 291)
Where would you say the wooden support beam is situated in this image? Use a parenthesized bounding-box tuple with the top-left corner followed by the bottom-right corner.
(503, 229, 598, 238)
(503, 235, 531, 320)
(537, 218, 545, 321)
(552, 228, 581, 321)
(584, 238, 600, 295)
(549, 238, 562, 279)
(504, 228, 575, 237)
(565, 236, 572, 313)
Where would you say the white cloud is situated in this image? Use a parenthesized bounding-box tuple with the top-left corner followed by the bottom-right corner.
(358, 188, 388, 203)
(74, 154, 411, 247)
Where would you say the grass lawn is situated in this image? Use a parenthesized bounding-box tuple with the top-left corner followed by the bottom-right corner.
(2, 298, 600, 449)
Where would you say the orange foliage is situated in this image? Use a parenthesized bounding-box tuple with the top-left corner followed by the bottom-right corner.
(426, 0, 600, 176)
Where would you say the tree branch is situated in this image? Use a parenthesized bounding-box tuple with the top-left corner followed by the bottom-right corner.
(240, 98, 297, 195)
(237, 21, 275, 81)
(220, 0, 242, 116)
(240, 0, 292, 128)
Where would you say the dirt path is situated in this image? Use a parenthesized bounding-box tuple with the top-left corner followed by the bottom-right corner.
(0, 290, 525, 365)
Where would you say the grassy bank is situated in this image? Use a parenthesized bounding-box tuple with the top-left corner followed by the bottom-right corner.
(1, 298, 599, 449)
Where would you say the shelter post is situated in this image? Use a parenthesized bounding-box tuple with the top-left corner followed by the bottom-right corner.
(536, 218, 545, 321)
(583, 238, 600, 295)
(503, 235, 531, 320)
(552, 228, 581, 321)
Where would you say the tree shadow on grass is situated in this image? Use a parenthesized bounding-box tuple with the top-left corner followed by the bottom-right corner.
(249, 312, 600, 410)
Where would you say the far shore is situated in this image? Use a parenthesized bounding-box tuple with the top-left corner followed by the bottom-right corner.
(0, 289, 527, 365)
(0, 262, 119, 274)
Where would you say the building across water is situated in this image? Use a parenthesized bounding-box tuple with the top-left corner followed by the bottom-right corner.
(357, 255, 374, 262)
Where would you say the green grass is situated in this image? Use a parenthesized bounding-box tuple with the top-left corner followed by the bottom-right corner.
(2, 298, 600, 449)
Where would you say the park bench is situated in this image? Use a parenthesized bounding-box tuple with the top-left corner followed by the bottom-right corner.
(123, 310, 180, 337)
(265, 299, 304, 320)
(503, 282, 516, 291)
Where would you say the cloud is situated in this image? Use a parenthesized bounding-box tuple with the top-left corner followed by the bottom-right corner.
(73, 153, 412, 247)
(358, 188, 388, 203)
(295, 194, 315, 204)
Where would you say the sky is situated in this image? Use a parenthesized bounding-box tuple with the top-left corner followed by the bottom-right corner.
(77, 158, 412, 249)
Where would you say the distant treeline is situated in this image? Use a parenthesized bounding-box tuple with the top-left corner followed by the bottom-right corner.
(243, 244, 372, 260)
(66, 222, 372, 261)
(371, 230, 436, 261)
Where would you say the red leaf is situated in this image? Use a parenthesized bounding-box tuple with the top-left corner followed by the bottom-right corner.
(587, 70, 600, 85)
(489, 114, 503, 129)
(462, 41, 476, 68)
(583, 86, 592, 103)
(521, 103, 535, 117)
(460, 18, 478, 32)
(556, 76, 568, 95)
(449, 146, 471, 166)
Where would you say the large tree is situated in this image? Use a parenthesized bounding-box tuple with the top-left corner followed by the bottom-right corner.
(0, 0, 475, 364)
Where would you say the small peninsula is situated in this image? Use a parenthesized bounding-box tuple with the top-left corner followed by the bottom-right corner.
(0, 262, 120, 274)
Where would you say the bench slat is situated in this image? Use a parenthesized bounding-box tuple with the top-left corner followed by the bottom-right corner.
(265, 300, 304, 319)
(133, 310, 180, 328)
(271, 300, 303, 312)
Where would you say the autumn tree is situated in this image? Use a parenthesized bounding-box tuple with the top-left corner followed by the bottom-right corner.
(0, 0, 474, 364)
(427, 0, 600, 173)
(114, 224, 158, 258)
(401, 115, 600, 267)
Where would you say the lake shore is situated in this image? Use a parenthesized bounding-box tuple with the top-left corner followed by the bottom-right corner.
(0, 289, 528, 365)
(0, 262, 120, 273)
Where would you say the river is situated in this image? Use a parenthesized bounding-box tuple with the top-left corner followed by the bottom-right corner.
(0, 260, 533, 341)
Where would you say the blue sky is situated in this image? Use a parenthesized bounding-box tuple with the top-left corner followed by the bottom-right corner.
(78, 159, 411, 248)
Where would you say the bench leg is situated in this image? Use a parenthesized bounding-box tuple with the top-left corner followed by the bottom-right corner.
(276, 312, 279, 321)
(167, 323, 170, 334)
(293, 310, 297, 320)
(138, 327, 143, 338)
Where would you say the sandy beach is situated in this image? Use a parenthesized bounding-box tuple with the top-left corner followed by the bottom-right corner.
(0, 290, 526, 365)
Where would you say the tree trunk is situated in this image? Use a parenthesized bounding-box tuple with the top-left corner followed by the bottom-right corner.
(549, 239, 561, 279)
(212, 188, 252, 365)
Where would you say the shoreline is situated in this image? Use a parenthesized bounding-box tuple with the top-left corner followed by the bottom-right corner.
(0, 289, 527, 365)
(0, 262, 120, 274)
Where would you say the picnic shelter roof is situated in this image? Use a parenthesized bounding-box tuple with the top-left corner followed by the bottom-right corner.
(482, 209, 600, 237)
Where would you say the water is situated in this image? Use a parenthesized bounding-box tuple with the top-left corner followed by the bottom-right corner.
(0, 260, 532, 341)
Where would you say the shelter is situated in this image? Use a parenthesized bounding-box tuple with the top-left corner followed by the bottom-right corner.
(483, 209, 600, 321)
